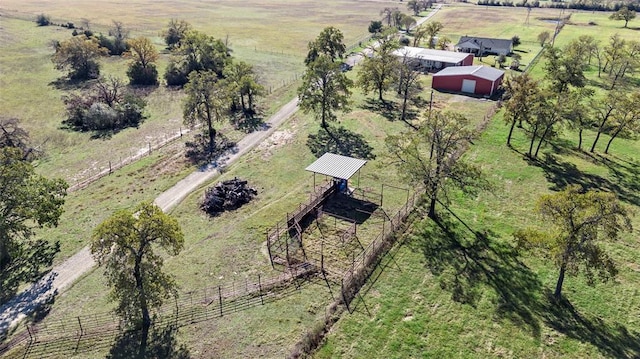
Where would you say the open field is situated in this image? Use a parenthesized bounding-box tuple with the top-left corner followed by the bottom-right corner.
(4, 63, 497, 356)
(0, 0, 399, 184)
(315, 6, 640, 359)
(4, 2, 639, 358)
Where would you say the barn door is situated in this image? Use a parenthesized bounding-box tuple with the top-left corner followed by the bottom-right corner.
(461, 79, 476, 93)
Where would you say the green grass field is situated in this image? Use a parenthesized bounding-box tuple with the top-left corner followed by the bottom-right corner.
(0, 0, 398, 184)
(3, 2, 640, 358)
(314, 8, 640, 359)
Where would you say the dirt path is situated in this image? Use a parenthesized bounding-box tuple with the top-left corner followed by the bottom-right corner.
(0, 97, 300, 335)
(0, 5, 445, 335)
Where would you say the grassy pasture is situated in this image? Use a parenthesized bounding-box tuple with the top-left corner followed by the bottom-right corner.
(316, 111, 640, 358)
(315, 7, 640, 359)
(9, 66, 496, 357)
(0, 0, 398, 184)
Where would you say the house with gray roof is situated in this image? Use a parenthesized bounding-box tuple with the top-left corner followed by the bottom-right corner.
(455, 36, 513, 56)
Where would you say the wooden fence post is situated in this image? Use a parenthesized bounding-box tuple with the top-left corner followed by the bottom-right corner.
(218, 286, 223, 317)
(267, 231, 274, 269)
(258, 274, 264, 305)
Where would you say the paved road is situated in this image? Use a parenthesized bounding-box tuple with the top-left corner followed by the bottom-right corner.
(0, 5, 444, 335)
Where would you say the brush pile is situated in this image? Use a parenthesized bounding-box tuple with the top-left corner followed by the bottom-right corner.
(201, 178, 257, 216)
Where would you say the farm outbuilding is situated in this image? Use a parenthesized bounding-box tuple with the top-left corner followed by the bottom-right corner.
(392, 46, 474, 72)
(431, 65, 505, 97)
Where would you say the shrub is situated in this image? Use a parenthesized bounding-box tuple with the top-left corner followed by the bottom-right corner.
(164, 61, 189, 87)
(127, 62, 159, 86)
(62, 87, 146, 134)
(36, 14, 51, 26)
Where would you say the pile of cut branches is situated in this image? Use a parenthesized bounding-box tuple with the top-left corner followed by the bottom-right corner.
(201, 178, 257, 216)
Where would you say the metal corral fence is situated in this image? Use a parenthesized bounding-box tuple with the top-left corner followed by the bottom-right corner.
(0, 265, 317, 358)
(339, 192, 418, 312)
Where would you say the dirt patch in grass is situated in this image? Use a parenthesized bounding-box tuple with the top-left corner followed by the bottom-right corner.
(258, 128, 296, 160)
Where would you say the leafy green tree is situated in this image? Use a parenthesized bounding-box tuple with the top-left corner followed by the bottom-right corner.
(609, 6, 636, 28)
(515, 185, 632, 299)
(424, 21, 444, 49)
(509, 53, 522, 70)
(298, 55, 352, 131)
(223, 61, 265, 115)
(602, 34, 626, 75)
(407, 0, 421, 15)
(502, 73, 542, 146)
(91, 202, 184, 358)
(357, 33, 400, 103)
(411, 24, 427, 47)
(563, 87, 594, 150)
(496, 54, 507, 68)
(304, 26, 347, 65)
(165, 31, 231, 86)
(368, 20, 384, 35)
(52, 34, 108, 80)
(183, 70, 230, 151)
(526, 90, 564, 158)
(544, 46, 586, 94)
(163, 19, 191, 50)
(385, 111, 488, 219)
(396, 56, 422, 125)
(537, 31, 550, 47)
(590, 90, 624, 153)
(607, 40, 639, 90)
(603, 91, 640, 154)
(125, 37, 159, 86)
(400, 14, 417, 33)
(511, 35, 521, 47)
(436, 36, 451, 50)
(0, 148, 67, 303)
(108, 21, 129, 56)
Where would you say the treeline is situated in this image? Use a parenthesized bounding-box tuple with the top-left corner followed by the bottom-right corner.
(476, 0, 638, 11)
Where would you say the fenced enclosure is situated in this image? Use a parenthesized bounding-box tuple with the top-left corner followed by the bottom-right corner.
(2, 182, 417, 358)
(0, 265, 317, 358)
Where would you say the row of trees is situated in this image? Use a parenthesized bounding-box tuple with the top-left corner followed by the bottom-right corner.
(503, 35, 640, 157)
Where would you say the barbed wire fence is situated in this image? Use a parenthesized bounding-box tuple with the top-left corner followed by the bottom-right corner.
(0, 265, 320, 358)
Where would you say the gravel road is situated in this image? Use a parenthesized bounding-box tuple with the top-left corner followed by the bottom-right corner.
(0, 4, 443, 335)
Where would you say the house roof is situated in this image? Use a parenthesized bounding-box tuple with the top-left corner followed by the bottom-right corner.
(393, 46, 470, 64)
(433, 65, 505, 81)
(455, 36, 513, 51)
(305, 153, 367, 180)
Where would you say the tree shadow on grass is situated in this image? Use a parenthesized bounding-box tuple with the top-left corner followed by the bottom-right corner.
(185, 133, 237, 166)
(307, 125, 376, 160)
(230, 110, 266, 134)
(360, 98, 399, 122)
(49, 78, 95, 91)
(541, 294, 640, 359)
(528, 153, 640, 206)
(107, 324, 190, 359)
(411, 211, 543, 337)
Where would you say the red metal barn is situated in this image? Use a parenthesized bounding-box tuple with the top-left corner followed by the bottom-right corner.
(432, 65, 505, 96)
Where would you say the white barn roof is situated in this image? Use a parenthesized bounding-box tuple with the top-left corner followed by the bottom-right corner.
(433, 65, 504, 81)
(393, 46, 470, 64)
(305, 153, 367, 180)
